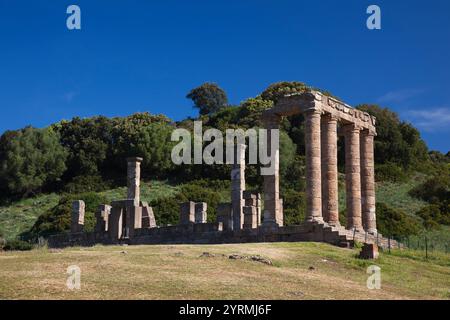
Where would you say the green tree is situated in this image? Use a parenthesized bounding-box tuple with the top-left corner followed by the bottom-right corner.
(187, 83, 228, 115)
(112, 113, 175, 179)
(56, 116, 114, 178)
(0, 127, 67, 196)
(356, 105, 429, 169)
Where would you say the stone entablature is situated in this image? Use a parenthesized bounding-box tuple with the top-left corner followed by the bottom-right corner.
(270, 90, 376, 133)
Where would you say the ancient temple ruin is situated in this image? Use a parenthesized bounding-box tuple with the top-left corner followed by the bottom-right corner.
(49, 90, 399, 250)
(260, 90, 377, 234)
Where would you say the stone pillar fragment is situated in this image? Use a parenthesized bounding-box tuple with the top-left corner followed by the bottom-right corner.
(96, 204, 111, 232)
(305, 109, 323, 223)
(243, 206, 258, 229)
(344, 124, 363, 231)
(108, 206, 123, 240)
(231, 143, 246, 230)
(71, 200, 85, 233)
(140, 201, 156, 228)
(321, 114, 339, 226)
(195, 202, 207, 223)
(127, 157, 143, 206)
(217, 203, 233, 231)
(180, 201, 195, 224)
(262, 113, 282, 228)
(361, 130, 377, 233)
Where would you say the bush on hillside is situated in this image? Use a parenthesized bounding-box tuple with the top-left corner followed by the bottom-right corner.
(3, 239, 33, 251)
(376, 202, 421, 238)
(63, 175, 112, 193)
(282, 189, 306, 225)
(375, 163, 408, 182)
(29, 192, 106, 237)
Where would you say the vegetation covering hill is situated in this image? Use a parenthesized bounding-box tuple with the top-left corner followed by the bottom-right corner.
(0, 81, 449, 246)
(0, 242, 449, 299)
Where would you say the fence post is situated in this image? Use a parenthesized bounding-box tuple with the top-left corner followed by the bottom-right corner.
(425, 235, 428, 260)
(388, 235, 391, 254)
(353, 227, 356, 242)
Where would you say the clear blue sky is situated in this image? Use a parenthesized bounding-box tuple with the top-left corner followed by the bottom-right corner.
(0, 0, 449, 152)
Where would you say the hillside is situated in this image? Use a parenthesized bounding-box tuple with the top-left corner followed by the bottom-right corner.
(0, 242, 448, 299)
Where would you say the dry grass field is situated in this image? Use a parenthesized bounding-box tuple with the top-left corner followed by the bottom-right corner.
(0, 242, 449, 300)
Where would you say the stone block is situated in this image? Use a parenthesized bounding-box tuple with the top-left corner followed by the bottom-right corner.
(359, 243, 379, 259)
(71, 200, 85, 234)
(217, 203, 232, 231)
(180, 201, 195, 224)
(195, 202, 207, 223)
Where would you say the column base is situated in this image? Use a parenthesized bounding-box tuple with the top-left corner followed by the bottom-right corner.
(306, 216, 324, 224)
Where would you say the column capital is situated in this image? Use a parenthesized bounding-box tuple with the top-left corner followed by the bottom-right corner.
(321, 113, 339, 122)
(360, 128, 377, 137)
(127, 157, 143, 163)
(342, 123, 362, 133)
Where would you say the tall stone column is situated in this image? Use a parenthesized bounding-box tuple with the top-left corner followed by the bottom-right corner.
(71, 200, 85, 233)
(127, 157, 143, 206)
(262, 114, 282, 228)
(321, 114, 339, 226)
(361, 129, 377, 233)
(305, 109, 323, 223)
(344, 124, 363, 231)
(231, 143, 246, 230)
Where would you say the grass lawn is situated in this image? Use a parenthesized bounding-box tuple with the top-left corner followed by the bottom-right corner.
(0, 242, 448, 300)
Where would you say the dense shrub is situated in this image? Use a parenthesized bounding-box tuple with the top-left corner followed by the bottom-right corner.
(376, 202, 421, 238)
(29, 192, 106, 237)
(3, 239, 33, 251)
(375, 163, 407, 182)
(63, 175, 112, 193)
(409, 175, 450, 204)
(415, 205, 450, 229)
(282, 189, 306, 225)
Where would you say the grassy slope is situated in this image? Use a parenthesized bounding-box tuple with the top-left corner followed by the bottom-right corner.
(0, 242, 448, 300)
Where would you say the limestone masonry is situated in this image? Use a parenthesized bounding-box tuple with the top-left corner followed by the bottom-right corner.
(49, 90, 401, 251)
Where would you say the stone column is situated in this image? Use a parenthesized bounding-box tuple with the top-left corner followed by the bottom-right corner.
(96, 204, 111, 232)
(361, 130, 377, 233)
(321, 114, 339, 226)
(344, 124, 363, 231)
(262, 114, 282, 228)
(127, 157, 143, 206)
(180, 201, 195, 224)
(195, 202, 207, 223)
(305, 109, 323, 223)
(71, 200, 85, 233)
(231, 143, 246, 230)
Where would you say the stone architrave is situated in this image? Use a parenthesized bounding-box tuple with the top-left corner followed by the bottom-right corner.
(321, 114, 339, 226)
(71, 200, 85, 233)
(344, 124, 363, 231)
(127, 157, 143, 206)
